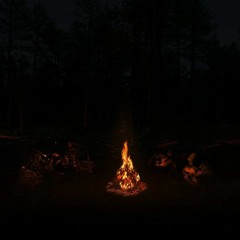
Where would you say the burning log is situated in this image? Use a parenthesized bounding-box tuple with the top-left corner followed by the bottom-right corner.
(106, 141, 147, 196)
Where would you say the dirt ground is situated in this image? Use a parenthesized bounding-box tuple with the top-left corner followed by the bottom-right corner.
(1, 124, 240, 237)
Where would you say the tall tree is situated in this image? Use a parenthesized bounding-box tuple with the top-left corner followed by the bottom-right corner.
(0, 0, 29, 87)
(0, 0, 30, 129)
(73, 0, 103, 128)
(26, 2, 52, 80)
(167, 0, 216, 123)
(178, 0, 215, 85)
(120, 0, 172, 127)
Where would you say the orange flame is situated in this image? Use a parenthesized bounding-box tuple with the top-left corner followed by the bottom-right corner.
(115, 141, 140, 190)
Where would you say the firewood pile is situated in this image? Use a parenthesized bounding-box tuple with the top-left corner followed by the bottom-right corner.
(106, 180, 147, 196)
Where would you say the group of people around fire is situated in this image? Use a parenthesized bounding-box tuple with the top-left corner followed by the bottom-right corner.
(148, 146, 212, 184)
(18, 137, 212, 189)
(18, 140, 94, 189)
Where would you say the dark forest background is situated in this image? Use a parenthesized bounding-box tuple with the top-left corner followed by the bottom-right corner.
(1, 0, 240, 133)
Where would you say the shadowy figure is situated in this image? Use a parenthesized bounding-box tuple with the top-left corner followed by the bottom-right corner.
(182, 152, 212, 184)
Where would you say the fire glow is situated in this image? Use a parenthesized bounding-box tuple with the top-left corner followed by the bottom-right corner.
(106, 140, 147, 196)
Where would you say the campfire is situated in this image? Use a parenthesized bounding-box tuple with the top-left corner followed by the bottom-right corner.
(106, 140, 147, 196)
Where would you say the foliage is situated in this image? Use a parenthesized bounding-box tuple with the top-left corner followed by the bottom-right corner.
(0, 0, 240, 130)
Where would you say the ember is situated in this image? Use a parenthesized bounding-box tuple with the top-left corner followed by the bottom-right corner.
(106, 140, 147, 196)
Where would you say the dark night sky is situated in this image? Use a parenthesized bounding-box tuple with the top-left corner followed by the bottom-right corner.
(206, 0, 240, 44)
(27, 0, 121, 31)
(27, 0, 240, 45)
